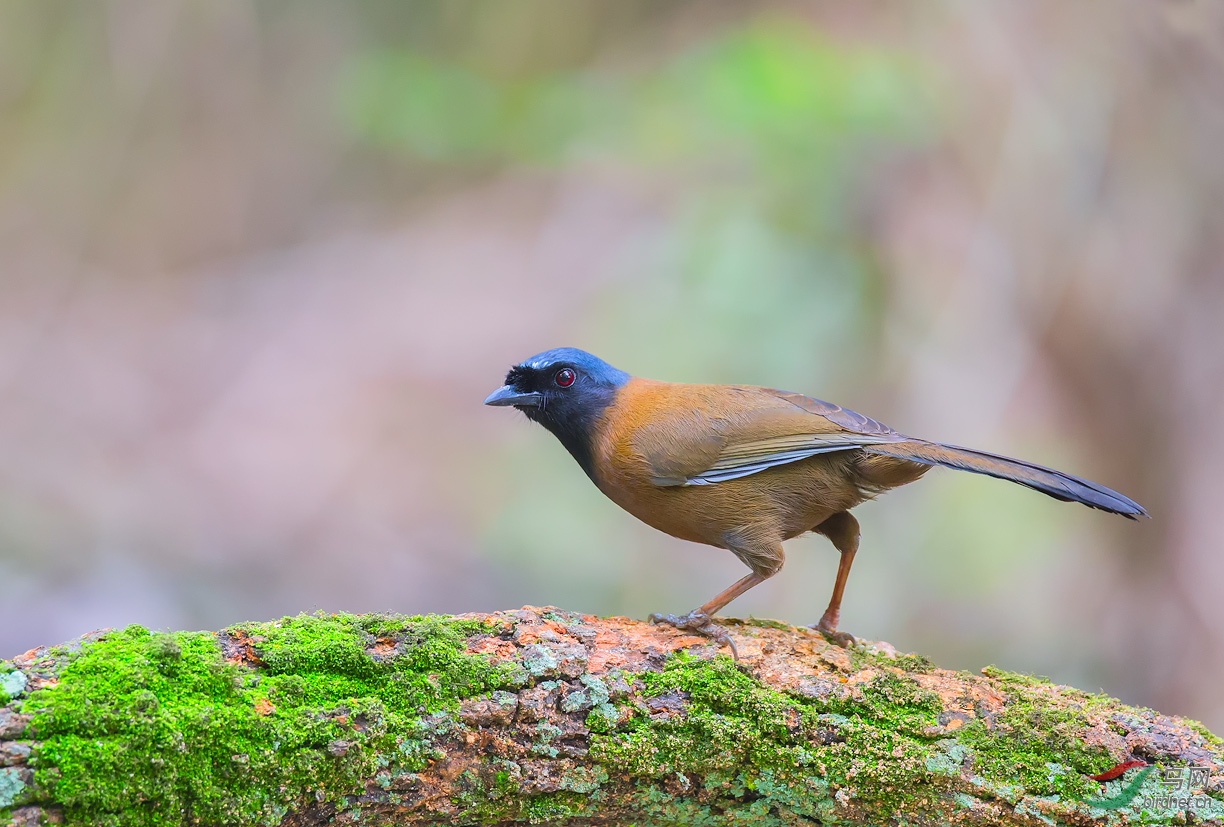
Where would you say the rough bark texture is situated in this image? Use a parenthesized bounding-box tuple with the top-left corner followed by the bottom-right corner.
(1, 608, 1221, 826)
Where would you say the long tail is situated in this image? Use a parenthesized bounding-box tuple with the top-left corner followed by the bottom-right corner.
(863, 440, 1147, 519)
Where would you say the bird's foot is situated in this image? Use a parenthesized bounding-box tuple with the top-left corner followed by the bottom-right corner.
(649, 610, 739, 660)
(812, 612, 856, 648)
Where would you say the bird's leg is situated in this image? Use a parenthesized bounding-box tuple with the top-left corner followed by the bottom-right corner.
(649, 571, 767, 659)
(650, 534, 783, 659)
(811, 511, 860, 648)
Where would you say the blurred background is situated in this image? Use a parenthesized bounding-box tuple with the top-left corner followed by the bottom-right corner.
(2, 1, 1223, 731)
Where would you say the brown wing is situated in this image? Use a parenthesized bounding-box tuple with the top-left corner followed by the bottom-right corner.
(627, 383, 905, 487)
(766, 390, 899, 437)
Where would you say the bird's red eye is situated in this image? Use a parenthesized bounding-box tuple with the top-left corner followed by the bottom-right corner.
(554, 368, 575, 387)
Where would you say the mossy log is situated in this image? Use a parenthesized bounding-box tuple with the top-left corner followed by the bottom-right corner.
(1, 608, 1221, 826)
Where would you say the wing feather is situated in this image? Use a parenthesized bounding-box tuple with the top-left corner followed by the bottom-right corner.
(630, 384, 906, 488)
(685, 433, 902, 485)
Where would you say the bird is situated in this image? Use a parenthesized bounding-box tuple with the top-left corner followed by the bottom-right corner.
(484, 347, 1146, 655)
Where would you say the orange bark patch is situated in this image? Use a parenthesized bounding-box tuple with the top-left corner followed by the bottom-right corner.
(367, 637, 398, 658)
(466, 636, 518, 661)
(217, 629, 266, 667)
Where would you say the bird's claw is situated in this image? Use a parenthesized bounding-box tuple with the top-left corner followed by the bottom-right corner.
(649, 610, 739, 660)
(812, 621, 856, 649)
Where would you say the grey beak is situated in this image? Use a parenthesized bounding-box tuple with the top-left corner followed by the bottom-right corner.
(484, 385, 543, 407)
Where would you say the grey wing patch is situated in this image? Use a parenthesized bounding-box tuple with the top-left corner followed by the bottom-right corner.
(677, 390, 905, 486)
(769, 390, 900, 437)
(683, 432, 904, 485)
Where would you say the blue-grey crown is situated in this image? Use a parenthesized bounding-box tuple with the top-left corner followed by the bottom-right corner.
(516, 347, 630, 387)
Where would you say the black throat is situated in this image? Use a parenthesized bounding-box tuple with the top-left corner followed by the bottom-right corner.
(525, 386, 618, 482)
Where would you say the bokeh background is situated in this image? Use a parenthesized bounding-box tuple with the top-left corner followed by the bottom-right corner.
(2, 1, 1223, 732)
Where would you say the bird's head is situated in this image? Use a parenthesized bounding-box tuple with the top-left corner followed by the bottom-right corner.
(484, 347, 630, 477)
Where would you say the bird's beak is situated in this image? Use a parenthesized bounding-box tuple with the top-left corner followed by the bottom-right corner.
(484, 385, 543, 408)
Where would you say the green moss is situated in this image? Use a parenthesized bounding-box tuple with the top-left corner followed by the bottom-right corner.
(891, 653, 935, 674)
(11, 615, 1217, 826)
(980, 664, 1055, 689)
(447, 763, 598, 825)
(522, 791, 592, 823)
(742, 617, 794, 631)
(953, 674, 1113, 800)
(590, 654, 799, 778)
(827, 669, 943, 736)
(584, 651, 1164, 821)
(588, 652, 951, 821)
(1183, 718, 1224, 748)
(20, 613, 515, 827)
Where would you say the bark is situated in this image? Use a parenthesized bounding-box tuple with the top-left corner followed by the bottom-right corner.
(1, 608, 1221, 826)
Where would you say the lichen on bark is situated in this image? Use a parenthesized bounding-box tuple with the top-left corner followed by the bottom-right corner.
(1, 608, 1221, 826)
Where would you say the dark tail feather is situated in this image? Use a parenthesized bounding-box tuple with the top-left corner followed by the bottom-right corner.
(864, 440, 1147, 519)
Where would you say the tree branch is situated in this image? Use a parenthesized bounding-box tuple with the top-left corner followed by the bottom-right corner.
(2, 608, 1221, 825)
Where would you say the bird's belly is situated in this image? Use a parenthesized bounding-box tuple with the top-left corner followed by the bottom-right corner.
(595, 455, 866, 547)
